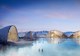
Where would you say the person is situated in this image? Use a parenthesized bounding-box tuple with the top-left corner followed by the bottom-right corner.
(42, 49, 43, 52)
(38, 48, 43, 53)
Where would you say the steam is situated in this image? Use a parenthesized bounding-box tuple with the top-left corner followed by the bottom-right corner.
(0, 39, 80, 56)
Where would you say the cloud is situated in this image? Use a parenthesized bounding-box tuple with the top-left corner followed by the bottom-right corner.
(33, 9, 80, 20)
(44, 12, 70, 19)
(1, 4, 80, 32)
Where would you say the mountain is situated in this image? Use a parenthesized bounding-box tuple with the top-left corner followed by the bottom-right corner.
(64, 32, 74, 38)
(18, 32, 26, 38)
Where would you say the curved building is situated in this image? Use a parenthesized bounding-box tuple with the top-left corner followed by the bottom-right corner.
(70, 31, 80, 45)
(0, 25, 18, 43)
(70, 31, 80, 38)
(47, 30, 67, 44)
(47, 30, 67, 38)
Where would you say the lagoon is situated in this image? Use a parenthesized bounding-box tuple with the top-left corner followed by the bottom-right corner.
(0, 38, 80, 56)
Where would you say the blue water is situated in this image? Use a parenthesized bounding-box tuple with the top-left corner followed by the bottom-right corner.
(0, 38, 80, 56)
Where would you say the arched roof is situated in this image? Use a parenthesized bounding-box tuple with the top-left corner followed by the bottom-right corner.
(71, 31, 80, 38)
(48, 30, 67, 38)
(0, 25, 18, 43)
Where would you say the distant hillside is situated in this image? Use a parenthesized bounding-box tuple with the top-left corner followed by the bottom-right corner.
(64, 32, 74, 38)
(18, 32, 26, 37)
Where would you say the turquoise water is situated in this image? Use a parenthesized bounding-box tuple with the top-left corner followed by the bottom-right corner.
(0, 38, 80, 56)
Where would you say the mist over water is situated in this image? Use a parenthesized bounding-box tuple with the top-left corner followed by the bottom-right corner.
(0, 38, 80, 56)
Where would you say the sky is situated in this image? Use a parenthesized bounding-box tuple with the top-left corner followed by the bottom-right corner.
(0, 0, 80, 32)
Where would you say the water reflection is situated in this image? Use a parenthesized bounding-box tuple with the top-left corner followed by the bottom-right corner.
(0, 38, 80, 56)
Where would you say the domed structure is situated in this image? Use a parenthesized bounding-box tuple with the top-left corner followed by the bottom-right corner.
(0, 25, 18, 43)
(70, 31, 80, 45)
(70, 31, 80, 38)
(47, 30, 67, 38)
